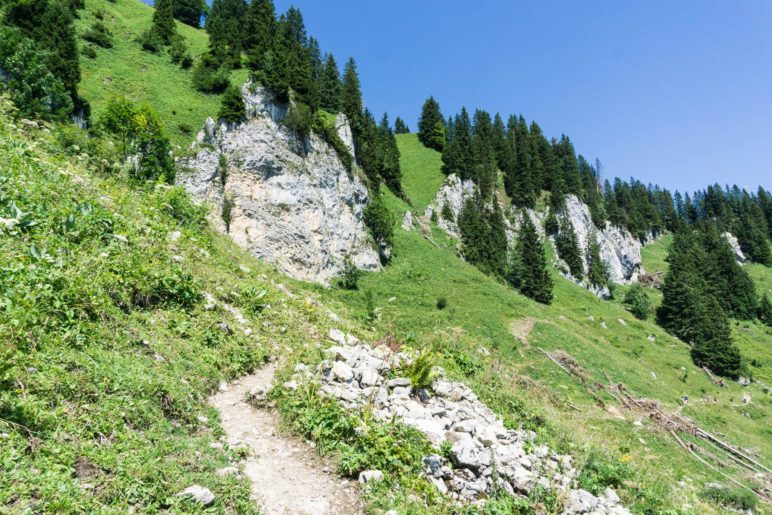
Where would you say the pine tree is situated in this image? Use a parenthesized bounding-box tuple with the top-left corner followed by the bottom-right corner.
(417, 96, 445, 151)
(556, 212, 583, 279)
(690, 294, 742, 379)
(151, 0, 176, 44)
(377, 113, 403, 196)
(319, 54, 341, 112)
(243, 0, 275, 73)
(218, 85, 245, 123)
(458, 194, 507, 276)
(586, 229, 608, 287)
(394, 117, 409, 134)
(172, 0, 205, 27)
(356, 109, 381, 188)
(206, 0, 246, 68)
(341, 58, 363, 137)
(514, 213, 553, 304)
(441, 108, 473, 180)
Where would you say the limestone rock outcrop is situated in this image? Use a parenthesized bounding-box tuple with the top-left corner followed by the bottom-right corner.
(722, 232, 746, 263)
(424, 174, 477, 239)
(178, 83, 380, 285)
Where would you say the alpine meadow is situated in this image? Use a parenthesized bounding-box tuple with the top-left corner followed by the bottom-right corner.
(0, 0, 770, 513)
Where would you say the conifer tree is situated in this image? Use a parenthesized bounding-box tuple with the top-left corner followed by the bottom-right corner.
(319, 54, 341, 112)
(759, 294, 772, 326)
(441, 108, 473, 180)
(556, 212, 583, 280)
(356, 109, 381, 188)
(172, 0, 205, 27)
(700, 224, 757, 320)
(206, 0, 246, 68)
(218, 85, 245, 123)
(513, 213, 553, 304)
(394, 117, 409, 134)
(586, 229, 608, 287)
(417, 96, 445, 151)
(377, 113, 403, 196)
(151, 0, 176, 44)
(341, 58, 363, 136)
(458, 194, 507, 276)
(491, 113, 508, 171)
(243, 0, 275, 73)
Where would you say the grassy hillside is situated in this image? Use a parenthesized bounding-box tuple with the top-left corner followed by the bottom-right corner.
(75, 0, 248, 147)
(0, 101, 336, 512)
(316, 137, 772, 512)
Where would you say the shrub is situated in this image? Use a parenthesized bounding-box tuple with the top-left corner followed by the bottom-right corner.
(335, 255, 361, 290)
(436, 297, 447, 310)
(81, 45, 97, 59)
(700, 483, 756, 511)
(312, 111, 352, 172)
(137, 29, 163, 53)
(191, 53, 229, 93)
(82, 21, 112, 48)
(241, 286, 269, 314)
(623, 284, 651, 320)
(282, 102, 313, 138)
(576, 450, 632, 495)
(154, 186, 207, 227)
(168, 34, 191, 68)
(363, 196, 395, 251)
(441, 202, 454, 222)
(218, 85, 246, 124)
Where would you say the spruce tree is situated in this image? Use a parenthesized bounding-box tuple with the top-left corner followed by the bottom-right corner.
(514, 213, 553, 304)
(759, 294, 772, 326)
(151, 0, 176, 44)
(417, 96, 445, 151)
(458, 194, 507, 276)
(586, 229, 608, 287)
(206, 0, 246, 68)
(218, 85, 245, 123)
(441, 108, 473, 180)
(243, 0, 275, 73)
(556, 212, 583, 279)
(394, 117, 409, 134)
(341, 58, 363, 136)
(172, 0, 205, 27)
(377, 113, 403, 196)
(319, 54, 341, 112)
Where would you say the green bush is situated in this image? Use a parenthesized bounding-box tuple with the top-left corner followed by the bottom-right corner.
(436, 296, 447, 310)
(441, 201, 454, 222)
(700, 483, 757, 511)
(312, 111, 353, 172)
(576, 450, 632, 495)
(153, 186, 207, 228)
(283, 102, 313, 138)
(81, 44, 97, 59)
(403, 349, 439, 390)
(218, 85, 246, 124)
(623, 284, 651, 320)
(137, 28, 163, 53)
(191, 53, 229, 93)
(82, 21, 113, 48)
(363, 196, 395, 251)
(335, 255, 361, 290)
(168, 34, 191, 68)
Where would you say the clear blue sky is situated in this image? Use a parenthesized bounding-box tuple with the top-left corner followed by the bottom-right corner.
(267, 0, 771, 193)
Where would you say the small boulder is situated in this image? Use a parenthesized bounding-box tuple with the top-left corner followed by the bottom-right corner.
(175, 485, 215, 506)
(331, 361, 354, 382)
(358, 470, 384, 484)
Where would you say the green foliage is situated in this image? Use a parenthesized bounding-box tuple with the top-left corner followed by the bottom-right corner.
(99, 97, 175, 182)
(441, 201, 454, 222)
(191, 52, 230, 93)
(218, 85, 246, 124)
(623, 284, 651, 320)
(555, 212, 583, 280)
(759, 294, 772, 326)
(240, 286, 269, 314)
(363, 195, 395, 252)
(82, 44, 97, 59)
(136, 27, 164, 53)
(403, 349, 439, 390)
(82, 20, 113, 48)
(341, 58, 363, 136)
(151, 0, 177, 44)
(243, 0, 275, 72)
(436, 296, 447, 310)
(700, 483, 757, 511)
(585, 230, 608, 288)
(154, 185, 207, 228)
(576, 450, 632, 495)
(511, 213, 553, 304)
(318, 54, 341, 112)
(312, 111, 352, 172)
(172, 0, 205, 28)
(0, 27, 73, 120)
(205, 0, 246, 68)
(335, 255, 361, 290)
(394, 116, 409, 134)
(458, 194, 507, 276)
(282, 101, 313, 138)
(417, 96, 445, 151)
(168, 34, 192, 68)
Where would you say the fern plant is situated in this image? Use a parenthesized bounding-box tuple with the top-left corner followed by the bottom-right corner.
(405, 349, 439, 391)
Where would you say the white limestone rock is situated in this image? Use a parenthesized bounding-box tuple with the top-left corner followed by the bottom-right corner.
(179, 83, 380, 285)
(425, 174, 478, 238)
(722, 232, 746, 263)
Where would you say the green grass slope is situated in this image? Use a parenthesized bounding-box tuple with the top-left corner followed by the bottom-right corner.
(315, 138, 771, 512)
(0, 102, 339, 512)
(75, 0, 248, 147)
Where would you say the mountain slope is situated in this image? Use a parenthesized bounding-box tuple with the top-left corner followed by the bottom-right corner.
(75, 0, 248, 146)
(316, 137, 771, 512)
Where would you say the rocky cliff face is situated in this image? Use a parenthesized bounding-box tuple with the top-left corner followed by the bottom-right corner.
(561, 195, 643, 284)
(177, 83, 380, 285)
(425, 174, 477, 239)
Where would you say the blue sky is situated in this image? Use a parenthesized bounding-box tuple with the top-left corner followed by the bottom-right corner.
(268, 0, 772, 193)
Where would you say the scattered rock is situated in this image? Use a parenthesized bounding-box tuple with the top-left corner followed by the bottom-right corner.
(358, 470, 384, 484)
(215, 466, 239, 477)
(402, 211, 413, 231)
(175, 485, 215, 506)
(328, 328, 346, 345)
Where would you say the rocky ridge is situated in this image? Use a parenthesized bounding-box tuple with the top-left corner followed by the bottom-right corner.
(177, 83, 380, 285)
(286, 331, 630, 514)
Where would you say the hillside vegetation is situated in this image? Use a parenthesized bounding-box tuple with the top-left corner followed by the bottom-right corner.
(317, 139, 771, 512)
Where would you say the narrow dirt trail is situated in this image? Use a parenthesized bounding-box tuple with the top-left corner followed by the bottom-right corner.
(210, 363, 363, 515)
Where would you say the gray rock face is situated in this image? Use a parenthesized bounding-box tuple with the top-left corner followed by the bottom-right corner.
(425, 174, 478, 238)
(561, 195, 643, 284)
(722, 232, 746, 263)
(179, 83, 380, 285)
(287, 338, 629, 512)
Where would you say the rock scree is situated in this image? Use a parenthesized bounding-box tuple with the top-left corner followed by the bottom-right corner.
(287, 333, 630, 514)
(210, 362, 363, 514)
